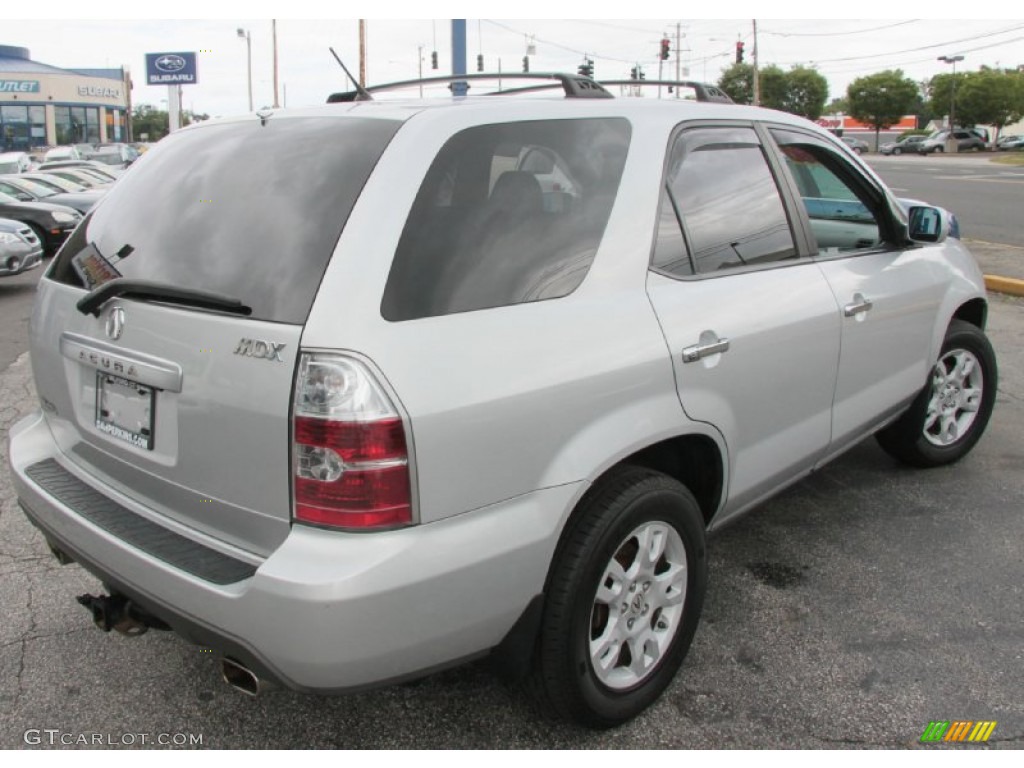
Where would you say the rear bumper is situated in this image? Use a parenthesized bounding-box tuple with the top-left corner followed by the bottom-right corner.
(9, 410, 578, 692)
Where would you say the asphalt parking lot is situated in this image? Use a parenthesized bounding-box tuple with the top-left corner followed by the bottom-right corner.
(1, 291, 1021, 749)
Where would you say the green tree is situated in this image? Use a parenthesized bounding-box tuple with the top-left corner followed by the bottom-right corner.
(824, 96, 848, 114)
(927, 72, 960, 128)
(130, 105, 210, 142)
(717, 63, 753, 104)
(758, 65, 788, 111)
(847, 70, 919, 147)
(956, 69, 1024, 141)
(783, 66, 829, 120)
(131, 104, 168, 141)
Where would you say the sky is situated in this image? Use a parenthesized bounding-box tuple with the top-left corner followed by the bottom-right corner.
(3, 5, 1023, 118)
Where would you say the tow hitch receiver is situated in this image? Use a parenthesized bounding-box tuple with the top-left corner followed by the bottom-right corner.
(76, 593, 171, 637)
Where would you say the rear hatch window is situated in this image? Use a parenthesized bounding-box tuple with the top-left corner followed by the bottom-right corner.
(49, 115, 401, 324)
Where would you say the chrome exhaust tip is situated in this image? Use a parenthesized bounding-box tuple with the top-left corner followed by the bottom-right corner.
(221, 657, 261, 696)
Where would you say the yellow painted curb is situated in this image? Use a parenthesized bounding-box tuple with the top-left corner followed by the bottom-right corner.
(984, 275, 1024, 297)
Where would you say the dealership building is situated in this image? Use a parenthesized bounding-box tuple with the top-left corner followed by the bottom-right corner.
(0, 44, 131, 151)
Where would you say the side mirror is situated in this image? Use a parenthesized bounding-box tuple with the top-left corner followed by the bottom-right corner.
(907, 205, 949, 244)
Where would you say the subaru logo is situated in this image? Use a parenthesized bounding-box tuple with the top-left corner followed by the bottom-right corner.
(155, 55, 186, 73)
(105, 306, 125, 341)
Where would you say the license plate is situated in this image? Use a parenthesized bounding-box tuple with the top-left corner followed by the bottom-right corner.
(95, 372, 155, 450)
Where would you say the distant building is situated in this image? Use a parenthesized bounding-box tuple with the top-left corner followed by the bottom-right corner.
(816, 114, 919, 134)
(0, 44, 131, 151)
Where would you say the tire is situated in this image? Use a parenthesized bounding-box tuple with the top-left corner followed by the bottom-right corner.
(26, 223, 49, 255)
(876, 320, 997, 468)
(524, 466, 707, 728)
(893, 147, 902, 155)
(936, 146, 945, 153)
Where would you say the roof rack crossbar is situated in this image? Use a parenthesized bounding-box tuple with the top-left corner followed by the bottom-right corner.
(327, 72, 614, 103)
(600, 80, 735, 104)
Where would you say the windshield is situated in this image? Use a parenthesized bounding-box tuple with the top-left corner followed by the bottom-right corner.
(49, 115, 401, 324)
(6, 178, 56, 198)
(31, 175, 85, 192)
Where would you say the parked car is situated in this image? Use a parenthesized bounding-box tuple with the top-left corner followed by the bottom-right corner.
(996, 134, 1024, 151)
(0, 192, 81, 255)
(918, 130, 987, 153)
(90, 143, 139, 169)
(36, 159, 122, 180)
(0, 151, 34, 174)
(0, 175, 104, 215)
(0, 216, 44, 276)
(36, 168, 113, 191)
(8, 80, 997, 729)
(879, 135, 928, 155)
(839, 135, 870, 154)
(43, 146, 85, 162)
(17, 172, 92, 194)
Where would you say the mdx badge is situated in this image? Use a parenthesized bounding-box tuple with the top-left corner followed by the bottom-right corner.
(234, 338, 286, 361)
(105, 305, 125, 341)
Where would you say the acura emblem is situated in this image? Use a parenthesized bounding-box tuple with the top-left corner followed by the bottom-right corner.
(105, 306, 125, 341)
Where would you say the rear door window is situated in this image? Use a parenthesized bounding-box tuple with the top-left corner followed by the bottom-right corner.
(381, 118, 631, 321)
(49, 116, 401, 324)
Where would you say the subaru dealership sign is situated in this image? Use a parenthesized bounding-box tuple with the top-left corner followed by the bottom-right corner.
(145, 52, 198, 85)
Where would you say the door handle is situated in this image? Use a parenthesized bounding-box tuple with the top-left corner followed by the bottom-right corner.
(843, 293, 873, 317)
(682, 336, 730, 363)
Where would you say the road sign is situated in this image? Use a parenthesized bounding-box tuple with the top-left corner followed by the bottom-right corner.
(145, 53, 198, 86)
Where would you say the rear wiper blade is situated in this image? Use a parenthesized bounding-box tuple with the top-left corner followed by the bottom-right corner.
(76, 278, 253, 317)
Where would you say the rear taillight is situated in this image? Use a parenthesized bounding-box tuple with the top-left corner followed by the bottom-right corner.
(292, 354, 412, 529)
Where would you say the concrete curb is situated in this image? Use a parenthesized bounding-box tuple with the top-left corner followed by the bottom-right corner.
(984, 275, 1024, 297)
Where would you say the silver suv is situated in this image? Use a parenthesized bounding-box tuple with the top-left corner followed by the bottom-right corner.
(8, 75, 997, 728)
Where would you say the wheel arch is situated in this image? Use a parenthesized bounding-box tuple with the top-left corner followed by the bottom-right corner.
(547, 432, 725, 582)
(952, 297, 987, 331)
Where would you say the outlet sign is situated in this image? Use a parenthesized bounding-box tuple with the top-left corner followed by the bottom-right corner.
(0, 80, 40, 93)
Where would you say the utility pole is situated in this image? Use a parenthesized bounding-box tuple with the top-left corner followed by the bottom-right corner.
(675, 22, 681, 97)
(272, 19, 280, 108)
(359, 20, 367, 87)
(418, 45, 424, 98)
(451, 19, 468, 97)
(752, 19, 760, 106)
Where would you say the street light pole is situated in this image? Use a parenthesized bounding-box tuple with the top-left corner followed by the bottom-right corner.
(237, 28, 253, 112)
(938, 54, 964, 130)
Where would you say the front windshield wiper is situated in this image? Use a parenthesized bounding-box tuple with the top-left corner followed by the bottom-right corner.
(76, 278, 253, 318)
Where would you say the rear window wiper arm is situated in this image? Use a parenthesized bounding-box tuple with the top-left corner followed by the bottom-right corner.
(76, 278, 253, 318)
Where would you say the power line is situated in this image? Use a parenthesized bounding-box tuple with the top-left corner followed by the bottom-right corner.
(797, 22, 1024, 65)
(482, 19, 643, 66)
(761, 20, 920, 38)
(571, 20, 669, 36)
(816, 34, 1024, 76)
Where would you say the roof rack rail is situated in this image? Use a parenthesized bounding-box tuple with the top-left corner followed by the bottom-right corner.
(600, 80, 734, 104)
(327, 72, 614, 103)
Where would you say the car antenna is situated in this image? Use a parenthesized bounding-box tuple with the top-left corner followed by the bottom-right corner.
(329, 47, 372, 101)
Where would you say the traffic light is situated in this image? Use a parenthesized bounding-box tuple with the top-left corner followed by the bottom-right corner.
(431, 51, 438, 70)
(735, 41, 745, 64)
(660, 38, 671, 61)
(639, 67, 645, 80)
(477, 54, 484, 72)
(578, 62, 588, 77)
(630, 66, 638, 81)
(578, 58, 593, 78)
(522, 56, 529, 73)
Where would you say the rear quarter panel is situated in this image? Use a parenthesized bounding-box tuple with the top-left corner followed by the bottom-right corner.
(301, 105, 722, 525)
